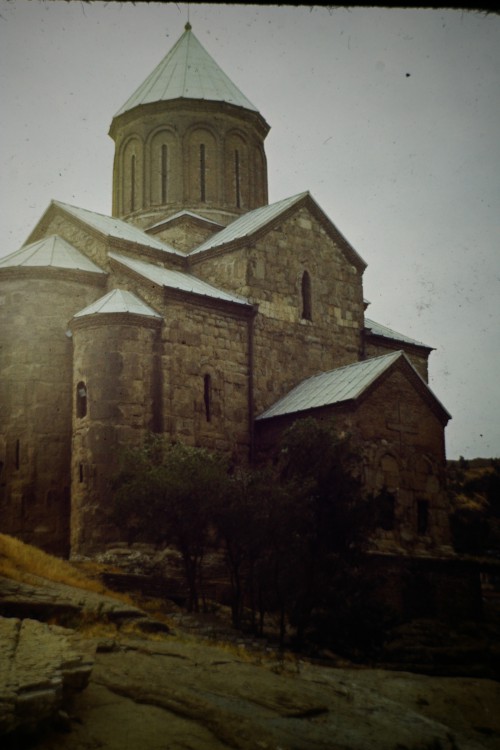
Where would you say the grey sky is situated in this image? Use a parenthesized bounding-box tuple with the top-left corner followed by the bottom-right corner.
(1, 2, 499, 459)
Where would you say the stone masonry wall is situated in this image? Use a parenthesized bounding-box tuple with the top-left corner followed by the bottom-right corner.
(255, 362, 450, 555)
(0, 271, 104, 555)
(70, 316, 161, 555)
(364, 338, 430, 382)
(108, 264, 252, 458)
(160, 297, 251, 458)
(192, 206, 365, 413)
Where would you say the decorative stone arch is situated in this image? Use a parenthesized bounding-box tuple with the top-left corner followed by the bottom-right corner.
(224, 129, 249, 209)
(146, 126, 180, 206)
(120, 135, 144, 215)
(253, 144, 268, 206)
(185, 125, 219, 205)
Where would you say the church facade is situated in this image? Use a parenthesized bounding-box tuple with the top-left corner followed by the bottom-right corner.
(0, 25, 453, 571)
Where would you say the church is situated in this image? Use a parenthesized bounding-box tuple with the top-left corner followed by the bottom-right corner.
(0, 24, 457, 608)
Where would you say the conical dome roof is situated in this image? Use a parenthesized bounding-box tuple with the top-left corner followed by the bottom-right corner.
(114, 24, 259, 119)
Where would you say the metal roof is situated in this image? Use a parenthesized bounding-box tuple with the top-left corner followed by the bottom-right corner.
(189, 193, 309, 256)
(147, 210, 223, 232)
(365, 318, 431, 349)
(0, 235, 105, 274)
(51, 201, 182, 255)
(73, 288, 161, 319)
(109, 251, 251, 307)
(257, 352, 404, 420)
(114, 25, 259, 119)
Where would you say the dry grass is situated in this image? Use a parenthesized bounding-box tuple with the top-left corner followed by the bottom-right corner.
(0, 532, 129, 602)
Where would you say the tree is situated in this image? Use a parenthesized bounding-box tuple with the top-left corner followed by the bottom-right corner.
(273, 417, 369, 647)
(113, 436, 229, 611)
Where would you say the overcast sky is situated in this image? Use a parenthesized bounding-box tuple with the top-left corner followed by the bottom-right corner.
(1, 2, 499, 460)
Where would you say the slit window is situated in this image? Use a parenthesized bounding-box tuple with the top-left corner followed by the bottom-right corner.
(417, 499, 429, 535)
(77, 382, 87, 419)
(203, 373, 212, 422)
(200, 143, 206, 202)
(301, 270, 312, 321)
(234, 149, 241, 208)
(161, 144, 168, 203)
(15, 440, 20, 470)
(130, 154, 136, 212)
(377, 488, 396, 531)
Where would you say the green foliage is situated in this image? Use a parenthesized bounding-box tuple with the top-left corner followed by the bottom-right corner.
(112, 420, 382, 655)
(113, 436, 229, 611)
(448, 459, 500, 555)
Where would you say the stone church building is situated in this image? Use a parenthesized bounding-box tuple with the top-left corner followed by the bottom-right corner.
(1, 25, 463, 613)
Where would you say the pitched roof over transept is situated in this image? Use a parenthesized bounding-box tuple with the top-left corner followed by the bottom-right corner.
(256, 351, 450, 423)
(188, 192, 367, 272)
(109, 251, 251, 308)
(113, 24, 261, 119)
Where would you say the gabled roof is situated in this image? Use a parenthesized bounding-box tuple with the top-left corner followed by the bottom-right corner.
(0, 235, 105, 274)
(114, 25, 260, 119)
(365, 318, 432, 350)
(256, 351, 450, 423)
(188, 192, 366, 272)
(147, 210, 223, 233)
(47, 201, 182, 256)
(109, 251, 251, 308)
(73, 288, 161, 319)
(189, 193, 307, 256)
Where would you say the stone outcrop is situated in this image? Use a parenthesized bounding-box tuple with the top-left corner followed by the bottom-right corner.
(0, 617, 93, 736)
(35, 632, 500, 750)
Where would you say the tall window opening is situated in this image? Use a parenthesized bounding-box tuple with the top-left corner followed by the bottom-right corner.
(377, 488, 396, 531)
(77, 382, 87, 419)
(301, 270, 312, 321)
(203, 373, 212, 422)
(234, 149, 241, 208)
(161, 144, 168, 203)
(130, 154, 136, 212)
(15, 440, 20, 470)
(417, 499, 429, 535)
(199, 144, 206, 202)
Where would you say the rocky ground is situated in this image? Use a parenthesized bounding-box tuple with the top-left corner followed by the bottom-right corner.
(1, 555, 500, 750)
(7, 625, 500, 750)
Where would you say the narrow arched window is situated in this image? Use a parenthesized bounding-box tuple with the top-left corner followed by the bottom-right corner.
(234, 149, 241, 208)
(15, 440, 20, 470)
(417, 499, 429, 535)
(161, 144, 168, 204)
(130, 154, 136, 212)
(200, 143, 206, 202)
(76, 382, 87, 419)
(203, 373, 212, 422)
(301, 270, 312, 321)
